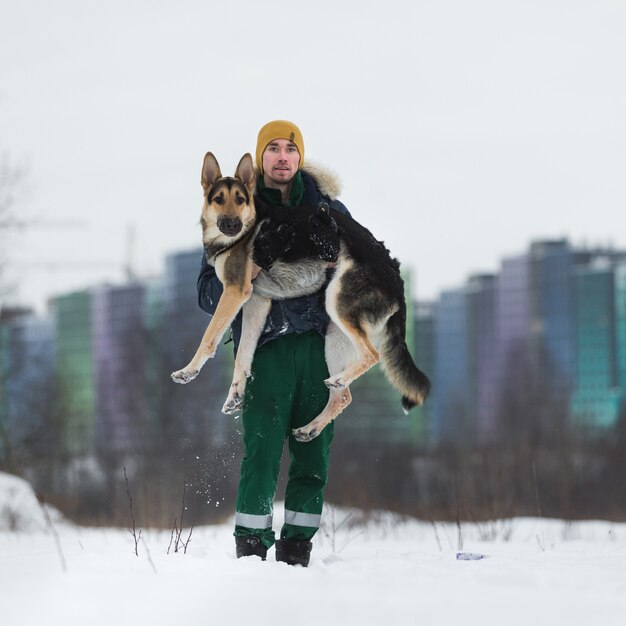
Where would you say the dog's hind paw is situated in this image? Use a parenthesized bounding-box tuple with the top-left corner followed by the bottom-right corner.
(222, 394, 243, 415)
(171, 369, 199, 384)
(292, 426, 319, 443)
(324, 376, 346, 389)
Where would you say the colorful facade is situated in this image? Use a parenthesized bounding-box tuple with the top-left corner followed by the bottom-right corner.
(3, 238, 626, 461)
(91, 283, 147, 454)
(571, 261, 624, 433)
(54, 291, 95, 456)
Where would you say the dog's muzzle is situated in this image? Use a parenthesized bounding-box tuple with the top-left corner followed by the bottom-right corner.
(217, 217, 243, 237)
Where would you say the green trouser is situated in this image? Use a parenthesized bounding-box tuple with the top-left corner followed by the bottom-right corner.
(234, 330, 334, 549)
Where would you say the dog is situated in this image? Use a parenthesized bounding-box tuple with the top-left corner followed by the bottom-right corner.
(171, 152, 431, 442)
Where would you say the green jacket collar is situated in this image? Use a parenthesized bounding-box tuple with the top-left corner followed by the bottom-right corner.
(256, 171, 305, 207)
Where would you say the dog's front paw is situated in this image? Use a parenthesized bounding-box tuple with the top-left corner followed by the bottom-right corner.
(292, 426, 320, 443)
(171, 369, 199, 384)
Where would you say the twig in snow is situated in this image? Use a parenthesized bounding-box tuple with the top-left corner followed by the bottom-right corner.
(167, 523, 176, 555)
(321, 504, 364, 555)
(168, 483, 195, 554)
(532, 460, 545, 552)
(430, 519, 443, 552)
(39, 495, 67, 573)
(124, 466, 142, 557)
(141, 535, 158, 574)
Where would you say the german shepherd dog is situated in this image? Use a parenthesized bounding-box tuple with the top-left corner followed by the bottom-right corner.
(171, 152, 431, 442)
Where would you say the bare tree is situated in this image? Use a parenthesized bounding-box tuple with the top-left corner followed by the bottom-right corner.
(0, 154, 21, 224)
(0, 153, 26, 304)
(0, 153, 27, 472)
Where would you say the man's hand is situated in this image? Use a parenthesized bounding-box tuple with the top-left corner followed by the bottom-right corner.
(308, 202, 340, 262)
(253, 220, 295, 271)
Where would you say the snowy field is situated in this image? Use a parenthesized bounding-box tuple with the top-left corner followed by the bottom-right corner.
(1, 472, 625, 626)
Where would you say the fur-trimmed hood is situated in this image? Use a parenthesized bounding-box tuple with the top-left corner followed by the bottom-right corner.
(300, 161, 342, 201)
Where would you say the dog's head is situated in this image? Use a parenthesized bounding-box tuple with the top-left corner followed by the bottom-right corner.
(200, 153, 256, 242)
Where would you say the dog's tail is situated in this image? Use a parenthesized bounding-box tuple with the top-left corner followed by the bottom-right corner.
(380, 308, 431, 413)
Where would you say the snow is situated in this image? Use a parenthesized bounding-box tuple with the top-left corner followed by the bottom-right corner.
(1, 471, 625, 626)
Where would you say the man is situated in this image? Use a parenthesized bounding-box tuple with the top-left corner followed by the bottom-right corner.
(197, 120, 349, 566)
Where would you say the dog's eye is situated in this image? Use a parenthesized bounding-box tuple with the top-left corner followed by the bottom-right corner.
(213, 195, 224, 205)
(235, 196, 245, 205)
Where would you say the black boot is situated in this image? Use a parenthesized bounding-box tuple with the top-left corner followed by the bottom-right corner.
(235, 535, 267, 560)
(275, 538, 313, 567)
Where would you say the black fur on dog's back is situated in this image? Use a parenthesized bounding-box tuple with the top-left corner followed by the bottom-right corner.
(258, 202, 405, 311)
(257, 201, 400, 278)
(257, 201, 431, 410)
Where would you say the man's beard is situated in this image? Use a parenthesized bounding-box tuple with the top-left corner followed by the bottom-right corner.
(268, 170, 295, 186)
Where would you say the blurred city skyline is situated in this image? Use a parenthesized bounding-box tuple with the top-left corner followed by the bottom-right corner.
(5, 233, 626, 443)
(3, 235, 626, 524)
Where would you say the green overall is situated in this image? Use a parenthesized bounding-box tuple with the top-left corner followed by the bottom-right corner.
(234, 330, 334, 548)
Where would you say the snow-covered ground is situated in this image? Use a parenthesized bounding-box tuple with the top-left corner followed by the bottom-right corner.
(1, 472, 625, 626)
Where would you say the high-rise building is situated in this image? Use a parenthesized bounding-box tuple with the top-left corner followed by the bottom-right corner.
(143, 276, 167, 440)
(432, 274, 498, 446)
(495, 253, 531, 440)
(413, 301, 434, 444)
(0, 309, 55, 460)
(571, 259, 624, 433)
(615, 264, 626, 392)
(432, 287, 469, 445)
(528, 240, 577, 392)
(466, 274, 498, 443)
(161, 248, 233, 448)
(53, 290, 95, 456)
(497, 254, 531, 369)
(91, 283, 147, 454)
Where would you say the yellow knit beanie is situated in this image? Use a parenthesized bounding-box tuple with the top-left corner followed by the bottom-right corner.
(255, 120, 304, 174)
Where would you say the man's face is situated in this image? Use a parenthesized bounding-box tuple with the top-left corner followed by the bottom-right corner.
(262, 138, 301, 185)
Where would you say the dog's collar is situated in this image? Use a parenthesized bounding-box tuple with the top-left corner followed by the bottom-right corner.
(205, 225, 257, 262)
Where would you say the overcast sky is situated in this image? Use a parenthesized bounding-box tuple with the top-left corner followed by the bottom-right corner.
(1, 0, 625, 312)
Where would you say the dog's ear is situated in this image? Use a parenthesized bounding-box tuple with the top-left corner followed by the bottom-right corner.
(235, 153, 256, 195)
(201, 152, 222, 192)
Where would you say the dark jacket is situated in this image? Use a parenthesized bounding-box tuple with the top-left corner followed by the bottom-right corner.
(197, 167, 350, 352)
